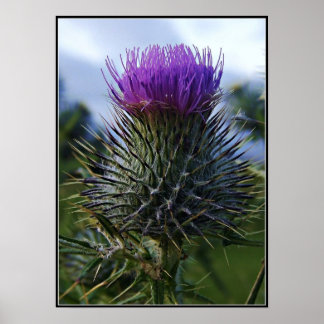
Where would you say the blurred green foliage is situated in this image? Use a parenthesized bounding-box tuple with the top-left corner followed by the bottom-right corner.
(59, 102, 95, 236)
(227, 82, 265, 140)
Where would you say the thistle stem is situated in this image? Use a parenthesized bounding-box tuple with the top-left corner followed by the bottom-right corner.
(149, 235, 182, 304)
(151, 279, 165, 304)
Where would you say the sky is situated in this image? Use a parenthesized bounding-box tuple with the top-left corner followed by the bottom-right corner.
(58, 18, 266, 121)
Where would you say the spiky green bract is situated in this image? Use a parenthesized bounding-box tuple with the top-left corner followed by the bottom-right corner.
(73, 105, 253, 243)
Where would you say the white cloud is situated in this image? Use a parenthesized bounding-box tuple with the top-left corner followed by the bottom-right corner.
(58, 19, 103, 64)
(171, 18, 265, 77)
(59, 18, 265, 75)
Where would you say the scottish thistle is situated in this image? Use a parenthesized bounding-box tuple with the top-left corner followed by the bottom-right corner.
(59, 44, 260, 305)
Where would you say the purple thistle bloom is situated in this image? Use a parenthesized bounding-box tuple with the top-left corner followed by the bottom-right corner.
(102, 44, 224, 116)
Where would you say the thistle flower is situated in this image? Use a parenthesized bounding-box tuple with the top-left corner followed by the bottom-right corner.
(61, 44, 257, 304)
(102, 44, 223, 116)
(74, 44, 253, 243)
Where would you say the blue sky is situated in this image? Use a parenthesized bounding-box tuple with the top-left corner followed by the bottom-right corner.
(58, 18, 265, 120)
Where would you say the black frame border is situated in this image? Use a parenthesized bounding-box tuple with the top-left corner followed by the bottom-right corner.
(56, 15, 268, 308)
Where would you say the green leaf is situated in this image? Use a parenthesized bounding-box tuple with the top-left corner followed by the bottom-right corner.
(222, 236, 264, 247)
(59, 248, 98, 256)
(59, 235, 95, 250)
(94, 214, 125, 246)
(79, 258, 102, 280)
(117, 292, 146, 305)
(206, 232, 264, 247)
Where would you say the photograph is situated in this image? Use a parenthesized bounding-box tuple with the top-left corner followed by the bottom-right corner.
(57, 16, 267, 306)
